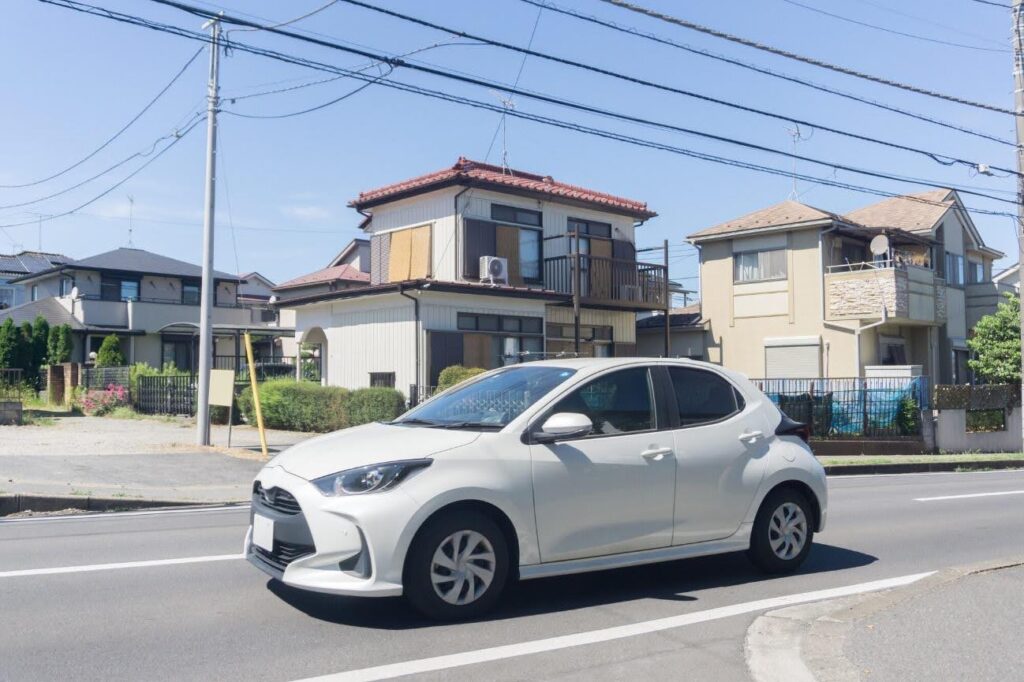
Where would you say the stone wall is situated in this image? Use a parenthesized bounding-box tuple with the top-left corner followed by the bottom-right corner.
(935, 283, 947, 322)
(0, 400, 22, 425)
(826, 270, 906, 319)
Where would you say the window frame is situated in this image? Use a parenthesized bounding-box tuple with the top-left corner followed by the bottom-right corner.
(733, 248, 788, 284)
(491, 203, 542, 227)
(663, 365, 746, 429)
(528, 365, 664, 442)
(181, 280, 201, 306)
(369, 372, 396, 388)
(944, 253, 965, 287)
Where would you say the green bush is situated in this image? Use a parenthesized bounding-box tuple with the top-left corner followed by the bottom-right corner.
(347, 387, 406, 426)
(437, 365, 486, 391)
(95, 334, 126, 367)
(239, 379, 350, 433)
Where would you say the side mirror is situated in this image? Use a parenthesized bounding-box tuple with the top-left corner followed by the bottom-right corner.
(534, 412, 592, 443)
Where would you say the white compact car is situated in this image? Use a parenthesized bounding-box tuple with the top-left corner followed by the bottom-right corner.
(246, 358, 827, 620)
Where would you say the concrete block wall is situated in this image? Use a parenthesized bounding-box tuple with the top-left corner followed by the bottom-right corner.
(933, 407, 1022, 453)
(0, 400, 22, 425)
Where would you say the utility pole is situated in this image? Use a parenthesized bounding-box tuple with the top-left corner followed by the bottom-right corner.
(196, 16, 220, 446)
(1014, 0, 1024, 441)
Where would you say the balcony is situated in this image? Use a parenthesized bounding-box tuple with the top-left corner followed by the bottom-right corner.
(544, 255, 668, 310)
(825, 260, 946, 324)
(72, 295, 251, 331)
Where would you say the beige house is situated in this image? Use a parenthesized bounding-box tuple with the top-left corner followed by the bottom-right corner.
(689, 189, 1005, 383)
(281, 157, 667, 393)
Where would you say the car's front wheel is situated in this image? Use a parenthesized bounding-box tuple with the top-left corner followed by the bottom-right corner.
(404, 510, 509, 620)
(747, 488, 814, 573)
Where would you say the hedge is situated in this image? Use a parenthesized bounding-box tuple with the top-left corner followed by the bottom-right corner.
(934, 383, 1020, 411)
(437, 365, 486, 391)
(238, 380, 406, 433)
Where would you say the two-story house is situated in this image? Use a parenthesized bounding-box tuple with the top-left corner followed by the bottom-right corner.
(0, 251, 70, 310)
(689, 189, 1005, 383)
(1, 247, 292, 370)
(280, 157, 667, 393)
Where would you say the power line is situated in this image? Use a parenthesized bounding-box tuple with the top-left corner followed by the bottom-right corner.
(231, 0, 338, 32)
(0, 117, 203, 229)
(337, 0, 1018, 176)
(849, 0, 1009, 48)
(780, 0, 1009, 53)
(971, 0, 1011, 8)
(0, 112, 204, 209)
(38, 0, 1021, 223)
(0, 46, 203, 189)
(518, 0, 1013, 147)
(597, 0, 1018, 116)
(223, 71, 388, 118)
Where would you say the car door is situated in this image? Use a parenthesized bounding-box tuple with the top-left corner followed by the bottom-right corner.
(666, 366, 770, 545)
(530, 366, 676, 563)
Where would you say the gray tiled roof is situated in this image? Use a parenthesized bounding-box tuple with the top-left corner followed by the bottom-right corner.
(0, 251, 70, 277)
(11, 247, 240, 283)
(0, 298, 84, 329)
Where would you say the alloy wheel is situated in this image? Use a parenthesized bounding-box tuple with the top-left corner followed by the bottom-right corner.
(768, 502, 807, 560)
(430, 530, 497, 606)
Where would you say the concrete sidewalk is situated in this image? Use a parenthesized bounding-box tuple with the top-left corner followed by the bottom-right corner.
(746, 558, 1024, 682)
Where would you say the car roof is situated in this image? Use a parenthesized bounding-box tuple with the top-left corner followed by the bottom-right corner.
(519, 357, 706, 370)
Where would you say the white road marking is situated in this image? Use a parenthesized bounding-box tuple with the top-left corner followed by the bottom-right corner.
(831, 469, 1024, 481)
(0, 504, 249, 524)
(914, 490, 1024, 502)
(0, 553, 244, 578)
(295, 572, 935, 682)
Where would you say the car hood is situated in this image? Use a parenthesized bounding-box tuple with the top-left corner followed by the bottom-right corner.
(267, 422, 482, 481)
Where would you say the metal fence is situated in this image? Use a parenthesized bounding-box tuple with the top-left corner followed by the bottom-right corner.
(136, 375, 196, 415)
(0, 368, 24, 400)
(212, 355, 321, 382)
(751, 376, 930, 440)
(82, 366, 131, 390)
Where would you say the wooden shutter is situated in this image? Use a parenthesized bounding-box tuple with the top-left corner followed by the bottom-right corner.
(370, 233, 390, 285)
(409, 225, 432, 279)
(590, 238, 613, 299)
(463, 333, 492, 369)
(463, 219, 496, 279)
(495, 225, 523, 286)
(388, 229, 413, 282)
(429, 332, 464, 385)
(612, 239, 635, 262)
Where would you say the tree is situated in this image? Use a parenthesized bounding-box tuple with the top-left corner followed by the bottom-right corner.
(95, 334, 126, 367)
(31, 316, 49, 370)
(47, 324, 73, 365)
(0, 318, 17, 368)
(17, 322, 34, 375)
(967, 293, 1020, 384)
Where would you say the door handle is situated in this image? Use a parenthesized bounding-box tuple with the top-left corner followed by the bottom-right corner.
(738, 430, 764, 444)
(642, 447, 674, 461)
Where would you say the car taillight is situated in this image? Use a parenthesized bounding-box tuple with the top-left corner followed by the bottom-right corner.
(776, 415, 810, 444)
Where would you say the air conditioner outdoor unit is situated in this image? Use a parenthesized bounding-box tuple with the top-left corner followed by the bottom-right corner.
(480, 256, 509, 285)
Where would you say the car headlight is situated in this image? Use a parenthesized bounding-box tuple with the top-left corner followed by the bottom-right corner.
(311, 459, 432, 496)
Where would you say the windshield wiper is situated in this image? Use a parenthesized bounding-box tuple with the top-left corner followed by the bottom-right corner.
(433, 421, 504, 430)
(390, 418, 441, 427)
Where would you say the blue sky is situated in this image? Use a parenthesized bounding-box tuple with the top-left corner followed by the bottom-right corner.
(0, 0, 1018, 293)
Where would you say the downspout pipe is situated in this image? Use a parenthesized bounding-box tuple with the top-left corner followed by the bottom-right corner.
(854, 308, 889, 376)
(398, 284, 421, 400)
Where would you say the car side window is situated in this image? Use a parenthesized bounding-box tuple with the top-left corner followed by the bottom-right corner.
(668, 367, 742, 427)
(551, 367, 655, 436)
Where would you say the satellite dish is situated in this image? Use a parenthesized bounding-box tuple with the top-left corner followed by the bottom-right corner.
(70, 286, 79, 299)
(869, 234, 890, 256)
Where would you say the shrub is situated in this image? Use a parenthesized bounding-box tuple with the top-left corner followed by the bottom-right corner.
(95, 334, 126, 367)
(47, 324, 73, 365)
(239, 379, 350, 433)
(437, 365, 486, 391)
(347, 387, 406, 426)
(76, 383, 130, 416)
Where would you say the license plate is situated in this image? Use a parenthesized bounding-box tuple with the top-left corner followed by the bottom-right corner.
(252, 514, 274, 552)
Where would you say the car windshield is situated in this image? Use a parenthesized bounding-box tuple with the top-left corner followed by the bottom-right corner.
(395, 366, 577, 429)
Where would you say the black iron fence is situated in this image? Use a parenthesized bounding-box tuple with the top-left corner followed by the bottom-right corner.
(752, 376, 930, 440)
(212, 355, 320, 382)
(81, 366, 131, 391)
(137, 375, 196, 415)
(0, 368, 24, 400)
(543, 255, 668, 309)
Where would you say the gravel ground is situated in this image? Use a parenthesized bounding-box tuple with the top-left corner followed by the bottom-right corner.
(0, 415, 311, 457)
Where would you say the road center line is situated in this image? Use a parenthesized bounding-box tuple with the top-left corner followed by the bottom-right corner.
(0, 554, 244, 578)
(295, 572, 935, 682)
(914, 490, 1024, 502)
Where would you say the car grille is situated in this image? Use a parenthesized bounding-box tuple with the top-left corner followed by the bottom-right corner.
(253, 482, 301, 515)
(253, 541, 315, 572)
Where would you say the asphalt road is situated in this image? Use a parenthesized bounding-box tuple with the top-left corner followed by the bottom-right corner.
(1, 470, 1022, 682)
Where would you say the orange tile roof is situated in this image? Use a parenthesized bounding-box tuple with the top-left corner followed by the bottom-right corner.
(275, 264, 370, 290)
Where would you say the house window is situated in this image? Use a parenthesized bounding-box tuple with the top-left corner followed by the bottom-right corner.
(487, 205, 543, 284)
(567, 218, 613, 264)
(369, 372, 396, 388)
(59, 277, 73, 297)
(260, 308, 277, 323)
(880, 338, 907, 365)
(546, 323, 614, 358)
(734, 249, 787, 283)
(840, 241, 868, 267)
(491, 204, 541, 227)
(968, 261, 985, 284)
(182, 282, 200, 306)
(31, 285, 39, 302)
(100, 276, 140, 302)
(0, 286, 13, 310)
(945, 253, 965, 286)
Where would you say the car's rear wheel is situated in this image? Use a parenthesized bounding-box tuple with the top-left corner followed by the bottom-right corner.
(747, 488, 814, 573)
(404, 510, 509, 620)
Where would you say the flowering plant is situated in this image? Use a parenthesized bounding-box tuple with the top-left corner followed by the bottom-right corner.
(77, 383, 129, 416)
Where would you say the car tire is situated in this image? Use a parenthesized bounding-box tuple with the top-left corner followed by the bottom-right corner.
(403, 510, 510, 621)
(747, 488, 814, 574)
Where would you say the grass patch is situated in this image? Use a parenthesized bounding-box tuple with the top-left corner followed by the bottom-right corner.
(819, 452, 1024, 466)
(70, 489, 92, 497)
(21, 414, 56, 427)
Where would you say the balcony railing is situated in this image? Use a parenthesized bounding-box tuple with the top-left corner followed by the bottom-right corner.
(77, 294, 243, 308)
(825, 258, 933, 274)
(543, 255, 668, 310)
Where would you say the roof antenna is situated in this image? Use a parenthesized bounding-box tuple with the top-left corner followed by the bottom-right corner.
(785, 124, 813, 200)
(498, 95, 516, 176)
(127, 195, 135, 248)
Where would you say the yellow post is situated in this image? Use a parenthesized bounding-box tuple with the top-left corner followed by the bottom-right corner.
(244, 332, 268, 458)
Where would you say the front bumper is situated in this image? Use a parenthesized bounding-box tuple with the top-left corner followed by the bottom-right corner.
(245, 465, 413, 597)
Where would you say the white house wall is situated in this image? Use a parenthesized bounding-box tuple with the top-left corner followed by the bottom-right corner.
(365, 188, 460, 281)
(546, 306, 636, 344)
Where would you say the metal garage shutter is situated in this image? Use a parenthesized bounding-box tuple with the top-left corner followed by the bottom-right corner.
(765, 343, 820, 378)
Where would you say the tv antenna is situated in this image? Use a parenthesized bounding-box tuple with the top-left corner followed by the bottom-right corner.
(127, 195, 135, 247)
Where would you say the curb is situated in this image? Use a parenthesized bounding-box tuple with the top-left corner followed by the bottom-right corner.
(824, 459, 1024, 476)
(0, 493, 247, 517)
(745, 556, 1024, 682)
